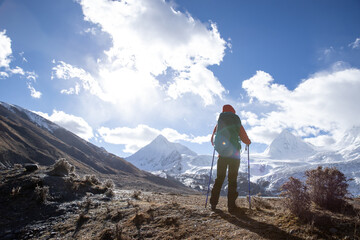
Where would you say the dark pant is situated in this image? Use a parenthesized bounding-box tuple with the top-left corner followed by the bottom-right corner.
(210, 155, 240, 208)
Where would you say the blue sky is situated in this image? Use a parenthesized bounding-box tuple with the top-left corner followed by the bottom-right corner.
(1, 0, 360, 157)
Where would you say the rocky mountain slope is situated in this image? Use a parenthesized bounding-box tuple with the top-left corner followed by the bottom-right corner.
(0, 101, 192, 193)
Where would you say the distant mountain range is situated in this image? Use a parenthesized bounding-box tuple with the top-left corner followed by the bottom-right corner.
(126, 134, 269, 196)
(253, 126, 360, 196)
(2, 100, 358, 197)
(0, 101, 193, 194)
(127, 127, 360, 197)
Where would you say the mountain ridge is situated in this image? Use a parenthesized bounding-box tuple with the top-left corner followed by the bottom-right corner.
(127, 128, 360, 196)
(0, 101, 194, 194)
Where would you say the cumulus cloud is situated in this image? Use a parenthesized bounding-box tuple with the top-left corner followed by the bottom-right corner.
(98, 124, 210, 153)
(239, 111, 260, 126)
(53, 0, 227, 116)
(35, 110, 94, 140)
(349, 37, 360, 49)
(0, 30, 25, 75)
(0, 30, 12, 68)
(242, 67, 360, 146)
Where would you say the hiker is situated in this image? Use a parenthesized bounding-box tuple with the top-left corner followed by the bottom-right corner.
(210, 104, 251, 213)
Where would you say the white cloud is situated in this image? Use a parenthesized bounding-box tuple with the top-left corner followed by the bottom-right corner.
(0, 29, 12, 68)
(97, 124, 210, 153)
(242, 67, 360, 146)
(27, 83, 42, 99)
(10, 66, 25, 75)
(52, 61, 104, 97)
(26, 71, 37, 81)
(53, 0, 227, 113)
(35, 110, 94, 140)
(349, 37, 360, 49)
(190, 134, 212, 144)
(0, 71, 9, 78)
(0, 29, 40, 99)
(83, 27, 97, 35)
(60, 82, 81, 95)
(239, 111, 260, 126)
(0, 30, 26, 76)
(324, 47, 334, 55)
(19, 52, 28, 62)
(318, 46, 335, 61)
(304, 135, 336, 147)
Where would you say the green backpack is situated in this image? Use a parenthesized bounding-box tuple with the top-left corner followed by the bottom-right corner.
(214, 112, 241, 157)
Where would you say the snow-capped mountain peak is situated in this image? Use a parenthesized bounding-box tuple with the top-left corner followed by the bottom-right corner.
(152, 134, 170, 145)
(126, 135, 197, 173)
(265, 129, 315, 159)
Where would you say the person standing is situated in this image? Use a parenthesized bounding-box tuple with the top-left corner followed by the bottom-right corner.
(210, 104, 251, 213)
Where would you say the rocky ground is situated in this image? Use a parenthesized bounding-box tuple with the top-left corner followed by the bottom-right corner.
(1, 165, 360, 240)
(49, 193, 360, 240)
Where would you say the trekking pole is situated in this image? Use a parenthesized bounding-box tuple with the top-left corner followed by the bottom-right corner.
(205, 147, 216, 208)
(247, 144, 251, 209)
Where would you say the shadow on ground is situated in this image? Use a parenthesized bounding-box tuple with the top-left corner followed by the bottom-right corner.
(215, 208, 303, 240)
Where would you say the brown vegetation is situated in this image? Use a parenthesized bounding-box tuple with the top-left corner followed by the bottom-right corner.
(281, 177, 311, 219)
(51, 191, 360, 240)
(49, 158, 76, 177)
(306, 166, 350, 211)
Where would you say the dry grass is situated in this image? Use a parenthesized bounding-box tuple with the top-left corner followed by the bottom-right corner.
(2, 166, 359, 240)
(50, 192, 360, 240)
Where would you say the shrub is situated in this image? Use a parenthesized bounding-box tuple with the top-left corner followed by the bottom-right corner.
(132, 190, 141, 200)
(11, 186, 21, 197)
(83, 174, 101, 185)
(105, 188, 115, 198)
(34, 185, 49, 203)
(14, 164, 23, 169)
(49, 158, 75, 177)
(305, 166, 349, 211)
(104, 179, 115, 189)
(280, 177, 311, 218)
